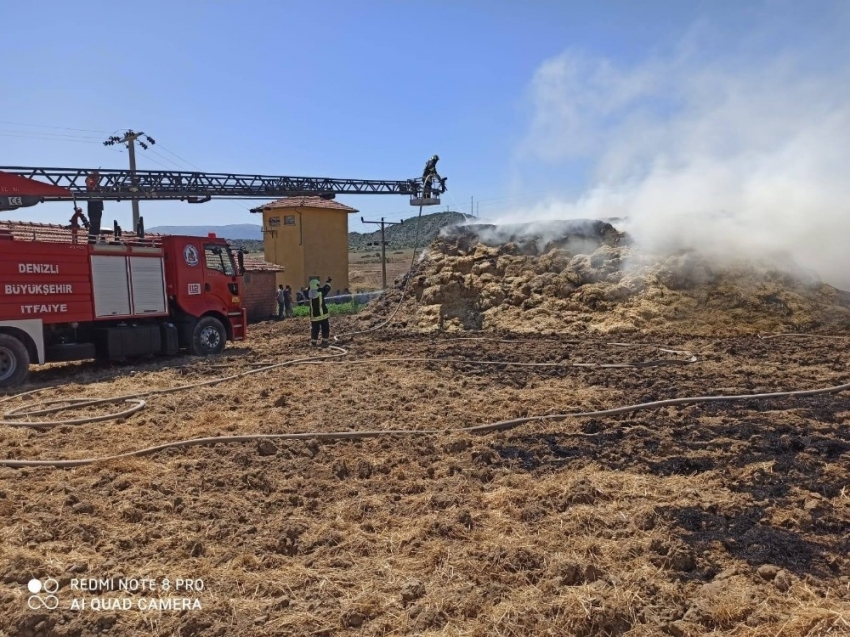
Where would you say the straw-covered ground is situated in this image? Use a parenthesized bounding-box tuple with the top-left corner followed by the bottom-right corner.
(1, 222, 850, 636)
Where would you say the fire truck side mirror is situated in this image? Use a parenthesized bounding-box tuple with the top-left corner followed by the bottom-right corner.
(237, 250, 245, 276)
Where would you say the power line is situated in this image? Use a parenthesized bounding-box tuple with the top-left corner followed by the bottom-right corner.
(146, 147, 186, 170)
(155, 144, 203, 171)
(352, 193, 562, 222)
(142, 142, 256, 216)
(0, 131, 105, 144)
(112, 138, 256, 218)
(136, 153, 177, 171)
(0, 128, 102, 141)
(471, 190, 563, 205)
(4, 123, 485, 201)
(0, 120, 113, 134)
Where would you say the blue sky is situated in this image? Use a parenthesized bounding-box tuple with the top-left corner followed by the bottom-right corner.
(0, 0, 845, 234)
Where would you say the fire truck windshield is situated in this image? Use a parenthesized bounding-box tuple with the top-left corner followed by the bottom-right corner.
(204, 244, 235, 276)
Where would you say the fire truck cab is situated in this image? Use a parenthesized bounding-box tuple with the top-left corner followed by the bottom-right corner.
(0, 226, 247, 388)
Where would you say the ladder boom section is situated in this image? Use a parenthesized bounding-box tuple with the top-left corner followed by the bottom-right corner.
(0, 167, 422, 200)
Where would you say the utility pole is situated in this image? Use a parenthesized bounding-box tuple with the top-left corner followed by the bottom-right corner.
(361, 216, 402, 290)
(104, 130, 156, 233)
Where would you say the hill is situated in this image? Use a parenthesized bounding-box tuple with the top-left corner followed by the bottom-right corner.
(147, 223, 262, 240)
(349, 211, 471, 250)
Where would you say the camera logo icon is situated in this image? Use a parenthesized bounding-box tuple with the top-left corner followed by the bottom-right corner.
(27, 578, 59, 610)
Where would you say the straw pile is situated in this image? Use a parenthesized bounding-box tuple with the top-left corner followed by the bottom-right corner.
(370, 219, 850, 336)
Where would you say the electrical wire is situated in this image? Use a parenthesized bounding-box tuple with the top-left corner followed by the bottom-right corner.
(155, 144, 204, 171)
(131, 142, 257, 216)
(0, 132, 104, 145)
(0, 129, 102, 142)
(0, 121, 112, 134)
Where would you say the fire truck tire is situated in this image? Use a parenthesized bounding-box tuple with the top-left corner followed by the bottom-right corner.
(0, 334, 30, 388)
(189, 317, 226, 356)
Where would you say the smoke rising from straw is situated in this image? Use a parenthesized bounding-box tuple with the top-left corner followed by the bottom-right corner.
(508, 18, 850, 290)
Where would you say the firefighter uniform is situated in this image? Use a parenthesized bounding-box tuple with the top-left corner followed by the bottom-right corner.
(308, 278, 332, 347)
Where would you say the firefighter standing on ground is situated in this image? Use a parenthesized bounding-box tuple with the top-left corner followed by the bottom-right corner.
(308, 277, 332, 347)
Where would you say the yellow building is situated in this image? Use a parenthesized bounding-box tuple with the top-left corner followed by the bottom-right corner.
(252, 196, 358, 292)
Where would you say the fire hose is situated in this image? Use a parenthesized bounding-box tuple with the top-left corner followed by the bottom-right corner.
(0, 342, 695, 430)
(0, 335, 847, 468)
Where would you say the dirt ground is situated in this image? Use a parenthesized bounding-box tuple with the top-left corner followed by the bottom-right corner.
(2, 222, 850, 636)
(349, 249, 415, 291)
(1, 315, 849, 636)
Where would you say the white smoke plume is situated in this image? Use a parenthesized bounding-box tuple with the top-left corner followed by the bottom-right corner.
(508, 13, 850, 289)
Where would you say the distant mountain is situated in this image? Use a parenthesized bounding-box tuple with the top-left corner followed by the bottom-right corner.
(349, 211, 472, 250)
(147, 224, 263, 240)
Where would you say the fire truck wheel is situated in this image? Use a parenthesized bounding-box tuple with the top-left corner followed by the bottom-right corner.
(190, 317, 226, 356)
(0, 334, 30, 388)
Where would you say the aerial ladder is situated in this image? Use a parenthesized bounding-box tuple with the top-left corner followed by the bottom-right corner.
(0, 156, 448, 235)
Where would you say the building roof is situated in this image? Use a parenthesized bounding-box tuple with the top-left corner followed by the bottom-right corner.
(242, 254, 285, 272)
(251, 196, 358, 214)
(0, 220, 155, 244)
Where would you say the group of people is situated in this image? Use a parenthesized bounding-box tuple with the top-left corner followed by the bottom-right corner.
(275, 277, 335, 347)
(275, 285, 294, 319)
(277, 283, 354, 318)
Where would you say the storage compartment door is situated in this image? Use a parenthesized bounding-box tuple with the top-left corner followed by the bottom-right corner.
(129, 257, 167, 314)
(91, 256, 131, 317)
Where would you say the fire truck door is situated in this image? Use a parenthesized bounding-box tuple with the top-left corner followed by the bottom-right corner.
(201, 243, 239, 310)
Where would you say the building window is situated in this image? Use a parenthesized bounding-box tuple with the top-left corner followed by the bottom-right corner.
(284, 215, 296, 226)
(268, 216, 280, 228)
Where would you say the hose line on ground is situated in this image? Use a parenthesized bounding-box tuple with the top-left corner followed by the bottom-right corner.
(0, 346, 349, 428)
(757, 332, 849, 340)
(1, 380, 847, 468)
(0, 343, 696, 428)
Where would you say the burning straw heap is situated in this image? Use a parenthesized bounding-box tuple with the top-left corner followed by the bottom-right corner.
(376, 219, 850, 336)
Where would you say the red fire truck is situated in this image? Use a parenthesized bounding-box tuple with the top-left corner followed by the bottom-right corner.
(0, 227, 247, 388)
